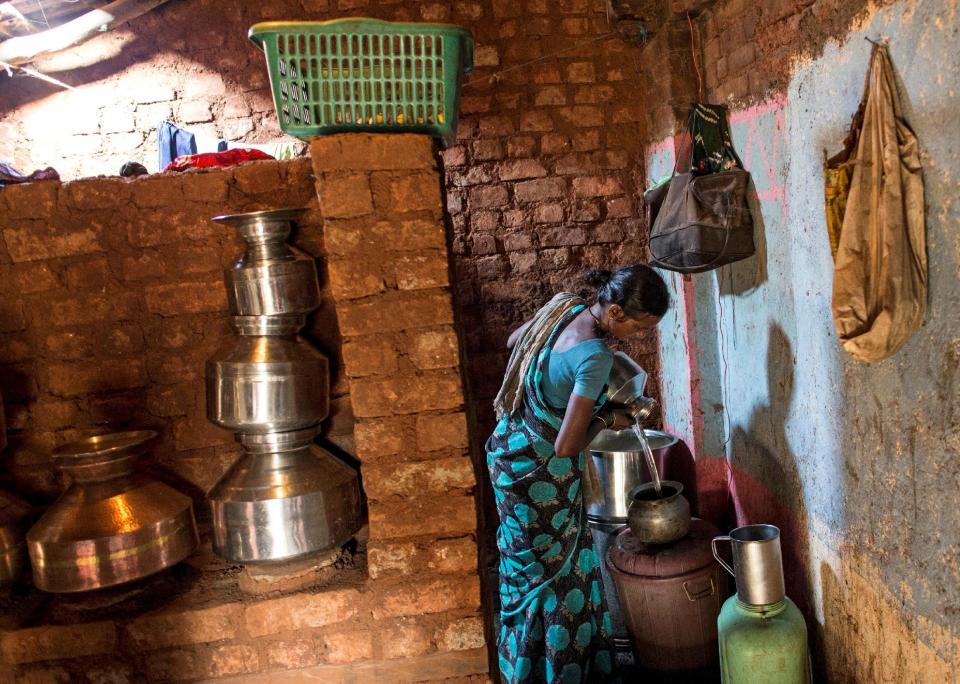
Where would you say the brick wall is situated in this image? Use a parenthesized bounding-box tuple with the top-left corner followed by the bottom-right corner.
(0, 0, 663, 412)
(442, 1, 660, 446)
(1, 0, 666, 603)
(0, 136, 487, 682)
(0, 157, 351, 500)
(695, 0, 879, 106)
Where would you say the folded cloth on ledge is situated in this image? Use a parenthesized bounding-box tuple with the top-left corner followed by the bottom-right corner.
(163, 148, 276, 172)
(0, 162, 59, 187)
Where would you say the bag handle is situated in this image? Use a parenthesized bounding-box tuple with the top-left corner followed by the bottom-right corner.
(662, 107, 697, 182)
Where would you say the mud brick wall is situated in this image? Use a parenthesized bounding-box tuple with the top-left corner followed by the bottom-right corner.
(0, 158, 352, 500)
(0, 0, 664, 450)
(438, 2, 660, 447)
(695, 0, 885, 104)
(0, 138, 487, 682)
(311, 131, 485, 642)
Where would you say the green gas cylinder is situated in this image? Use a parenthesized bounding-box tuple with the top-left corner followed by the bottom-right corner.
(718, 596, 810, 682)
(712, 524, 810, 683)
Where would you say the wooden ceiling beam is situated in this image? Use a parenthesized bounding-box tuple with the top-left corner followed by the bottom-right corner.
(0, 0, 168, 65)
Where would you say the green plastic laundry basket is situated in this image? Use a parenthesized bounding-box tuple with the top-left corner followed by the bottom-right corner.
(249, 19, 474, 146)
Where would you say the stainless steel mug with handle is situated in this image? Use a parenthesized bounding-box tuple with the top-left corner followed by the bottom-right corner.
(711, 523, 786, 606)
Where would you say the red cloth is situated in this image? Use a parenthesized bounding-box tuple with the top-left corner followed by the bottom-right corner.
(163, 148, 275, 172)
(0, 162, 59, 186)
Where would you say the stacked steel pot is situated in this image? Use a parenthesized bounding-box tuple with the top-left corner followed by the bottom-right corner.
(585, 428, 682, 653)
(206, 208, 361, 563)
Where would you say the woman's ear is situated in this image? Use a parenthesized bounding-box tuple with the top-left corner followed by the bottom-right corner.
(608, 304, 627, 321)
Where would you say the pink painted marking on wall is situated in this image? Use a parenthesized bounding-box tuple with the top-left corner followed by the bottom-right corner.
(725, 459, 810, 608)
(679, 273, 703, 456)
(729, 95, 789, 224)
(645, 136, 675, 163)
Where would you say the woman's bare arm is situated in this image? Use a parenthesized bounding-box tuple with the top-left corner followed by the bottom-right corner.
(554, 394, 605, 457)
(506, 319, 534, 350)
(554, 397, 635, 457)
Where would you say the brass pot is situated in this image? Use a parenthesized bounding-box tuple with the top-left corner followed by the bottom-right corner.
(627, 480, 691, 545)
(26, 431, 199, 593)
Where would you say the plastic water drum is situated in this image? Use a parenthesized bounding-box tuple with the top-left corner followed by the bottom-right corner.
(607, 519, 728, 674)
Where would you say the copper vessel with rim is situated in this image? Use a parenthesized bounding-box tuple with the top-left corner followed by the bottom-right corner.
(26, 431, 199, 593)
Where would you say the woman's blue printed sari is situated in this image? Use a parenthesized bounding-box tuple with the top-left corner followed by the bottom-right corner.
(486, 306, 615, 684)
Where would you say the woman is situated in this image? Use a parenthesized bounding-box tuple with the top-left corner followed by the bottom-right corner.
(486, 264, 670, 684)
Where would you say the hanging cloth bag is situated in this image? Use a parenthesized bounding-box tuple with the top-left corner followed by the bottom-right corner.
(823, 52, 871, 259)
(647, 103, 755, 273)
(831, 44, 926, 363)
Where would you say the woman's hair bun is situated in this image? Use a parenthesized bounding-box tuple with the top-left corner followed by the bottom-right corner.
(584, 268, 612, 289)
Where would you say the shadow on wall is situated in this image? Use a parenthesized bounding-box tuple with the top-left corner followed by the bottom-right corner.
(719, 174, 768, 297)
(726, 324, 813, 618)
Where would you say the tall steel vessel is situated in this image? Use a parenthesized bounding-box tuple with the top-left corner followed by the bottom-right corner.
(206, 208, 361, 563)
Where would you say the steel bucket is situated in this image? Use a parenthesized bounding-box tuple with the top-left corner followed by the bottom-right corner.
(585, 429, 678, 522)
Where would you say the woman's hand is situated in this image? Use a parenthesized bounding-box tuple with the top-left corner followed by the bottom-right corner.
(598, 407, 635, 432)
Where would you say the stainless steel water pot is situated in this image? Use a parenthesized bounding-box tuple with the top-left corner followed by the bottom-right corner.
(209, 429, 361, 563)
(206, 206, 360, 563)
(26, 431, 199, 593)
(206, 323, 330, 434)
(606, 352, 657, 422)
(213, 208, 321, 318)
(206, 208, 330, 435)
(585, 429, 678, 522)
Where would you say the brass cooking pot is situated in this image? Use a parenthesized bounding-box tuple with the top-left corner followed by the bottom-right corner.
(26, 431, 199, 593)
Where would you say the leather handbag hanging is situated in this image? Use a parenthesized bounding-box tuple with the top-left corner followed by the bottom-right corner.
(647, 103, 755, 273)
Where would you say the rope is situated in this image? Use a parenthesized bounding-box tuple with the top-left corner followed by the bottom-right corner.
(35, 0, 50, 28)
(0, 59, 73, 88)
(687, 11, 703, 103)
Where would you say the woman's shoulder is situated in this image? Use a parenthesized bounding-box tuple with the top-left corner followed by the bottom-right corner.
(566, 338, 613, 363)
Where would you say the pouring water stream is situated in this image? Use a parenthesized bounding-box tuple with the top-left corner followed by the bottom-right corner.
(632, 420, 662, 497)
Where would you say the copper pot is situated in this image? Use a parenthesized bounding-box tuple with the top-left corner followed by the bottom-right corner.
(26, 431, 199, 593)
